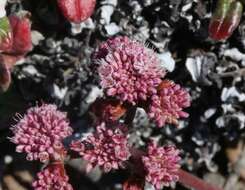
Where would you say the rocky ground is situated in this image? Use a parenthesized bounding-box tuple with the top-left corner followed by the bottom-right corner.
(2, 0, 245, 189)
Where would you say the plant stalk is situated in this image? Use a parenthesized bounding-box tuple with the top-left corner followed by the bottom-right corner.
(178, 169, 223, 190)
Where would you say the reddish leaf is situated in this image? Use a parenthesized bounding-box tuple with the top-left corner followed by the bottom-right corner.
(0, 16, 13, 52)
(58, 0, 96, 23)
(8, 11, 32, 55)
(209, 0, 243, 41)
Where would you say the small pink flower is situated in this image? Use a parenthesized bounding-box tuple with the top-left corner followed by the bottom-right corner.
(142, 142, 180, 189)
(93, 36, 165, 104)
(32, 163, 73, 190)
(11, 104, 73, 162)
(70, 122, 130, 172)
(148, 80, 190, 127)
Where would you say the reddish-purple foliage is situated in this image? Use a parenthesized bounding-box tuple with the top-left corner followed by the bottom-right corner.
(142, 142, 180, 189)
(11, 104, 73, 162)
(32, 164, 73, 190)
(70, 122, 130, 172)
(148, 80, 190, 127)
(93, 36, 165, 104)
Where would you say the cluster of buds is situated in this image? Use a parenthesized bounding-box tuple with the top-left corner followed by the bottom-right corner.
(10, 35, 221, 190)
(209, 0, 243, 40)
(70, 122, 131, 173)
(33, 163, 73, 190)
(10, 104, 73, 162)
(93, 36, 191, 127)
(11, 104, 74, 189)
(148, 80, 190, 127)
(11, 104, 181, 190)
(142, 143, 180, 189)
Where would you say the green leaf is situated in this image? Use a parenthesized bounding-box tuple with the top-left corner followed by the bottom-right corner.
(0, 16, 10, 40)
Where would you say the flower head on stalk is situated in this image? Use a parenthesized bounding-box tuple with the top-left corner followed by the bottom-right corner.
(94, 36, 165, 104)
(11, 104, 73, 162)
(32, 163, 73, 190)
(142, 142, 180, 189)
(70, 122, 130, 172)
(148, 80, 190, 127)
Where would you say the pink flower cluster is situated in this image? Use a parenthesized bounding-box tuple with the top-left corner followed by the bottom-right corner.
(94, 36, 191, 127)
(32, 164, 73, 190)
(11, 104, 73, 162)
(93, 36, 165, 104)
(142, 143, 180, 189)
(10, 103, 182, 190)
(148, 80, 190, 127)
(71, 122, 130, 172)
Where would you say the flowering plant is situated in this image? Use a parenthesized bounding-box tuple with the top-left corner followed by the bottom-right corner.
(10, 36, 222, 190)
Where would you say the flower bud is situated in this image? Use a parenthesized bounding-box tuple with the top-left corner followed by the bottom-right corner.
(58, 0, 96, 23)
(209, 0, 243, 41)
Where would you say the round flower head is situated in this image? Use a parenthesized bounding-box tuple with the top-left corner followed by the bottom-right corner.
(70, 122, 130, 172)
(11, 104, 73, 162)
(142, 142, 180, 189)
(148, 80, 190, 127)
(93, 36, 166, 104)
(32, 164, 73, 190)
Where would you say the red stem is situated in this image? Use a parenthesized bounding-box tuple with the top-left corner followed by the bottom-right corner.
(178, 169, 223, 190)
(129, 148, 223, 190)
